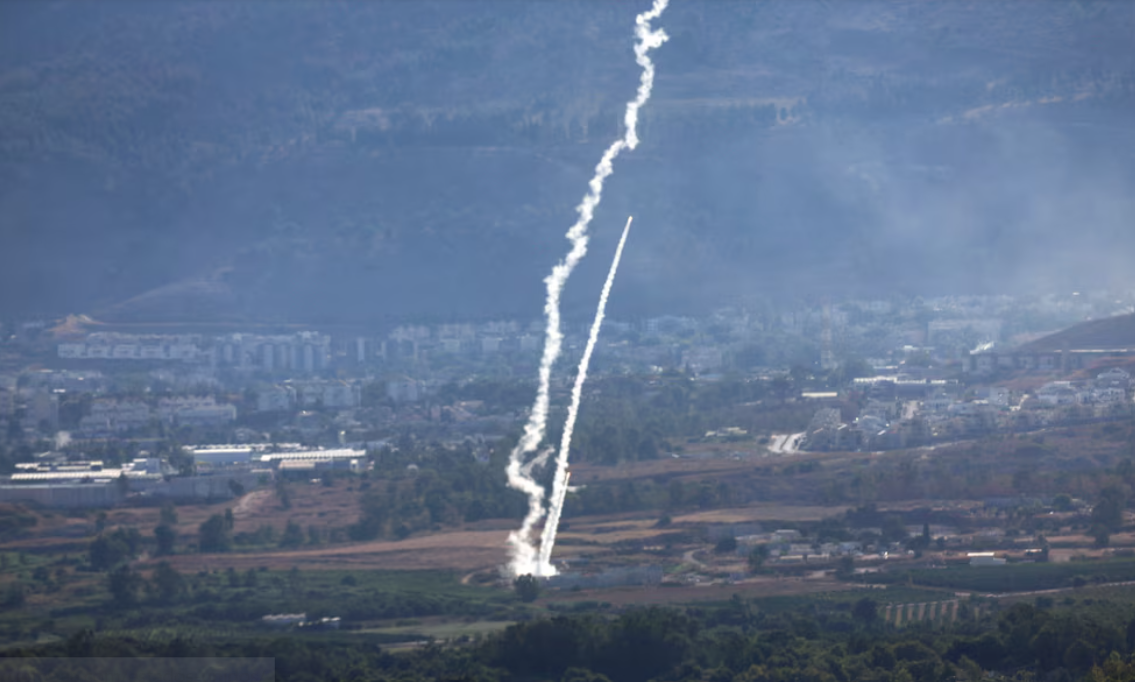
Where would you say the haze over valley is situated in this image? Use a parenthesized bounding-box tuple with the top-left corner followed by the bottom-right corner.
(3, 1, 1135, 322)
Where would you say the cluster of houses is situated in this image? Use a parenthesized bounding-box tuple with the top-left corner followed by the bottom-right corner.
(59, 333, 204, 363)
(802, 368, 1135, 452)
(734, 529, 866, 563)
(78, 396, 236, 436)
(1029, 368, 1133, 406)
(57, 331, 337, 373)
(0, 371, 106, 436)
(214, 332, 332, 373)
(255, 380, 362, 412)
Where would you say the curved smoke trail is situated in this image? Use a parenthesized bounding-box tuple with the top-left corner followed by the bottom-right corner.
(537, 216, 633, 572)
(505, 0, 669, 578)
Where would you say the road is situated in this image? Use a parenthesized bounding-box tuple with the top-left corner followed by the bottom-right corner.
(983, 579, 1135, 601)
(682, 549, 709, 571)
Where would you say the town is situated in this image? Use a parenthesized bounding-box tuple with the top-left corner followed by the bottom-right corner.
(2, 290, 1134, 509)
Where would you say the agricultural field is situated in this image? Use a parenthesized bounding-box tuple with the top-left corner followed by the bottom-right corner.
(3, 417, 1135, 654)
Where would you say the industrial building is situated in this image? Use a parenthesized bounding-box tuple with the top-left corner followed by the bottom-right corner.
(259, 448, 368, 475)
(0, 453, 268, 507)
(10, 457, 166, 483)
(186, 444, 368, 475)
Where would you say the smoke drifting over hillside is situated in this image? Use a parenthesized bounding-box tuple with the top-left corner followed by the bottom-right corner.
(1, 1, 1135, 321)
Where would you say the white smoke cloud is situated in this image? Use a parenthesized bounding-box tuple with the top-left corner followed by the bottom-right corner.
(537, 216, 633, 573)
(505, 0, 669, 579)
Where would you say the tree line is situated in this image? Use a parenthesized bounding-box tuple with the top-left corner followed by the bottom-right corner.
(13, 595, 1135, 681)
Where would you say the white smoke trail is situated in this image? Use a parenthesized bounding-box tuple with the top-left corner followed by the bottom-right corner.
(536, 216, 633, 572)
(505, 0, 669, 578)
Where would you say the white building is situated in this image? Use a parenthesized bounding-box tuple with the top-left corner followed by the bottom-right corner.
(58, 343, 86, 359)
(854, 414, 888, 433)
(214, 331, 331, 372)
(259, 448, 367, 473)
(190, 446, 255, 468)
(113, 344, 139, 359)
(1097, 368, 1132, 389)
(140, 345, 163, 360)
(1092, 387, 1127, 404)
(771, 529, 802, 542)
(1036, 381, 1083, 406)
(86, 345, 112, 359)
(59, 332, 204, 363)
(968, 552, 1007, 567)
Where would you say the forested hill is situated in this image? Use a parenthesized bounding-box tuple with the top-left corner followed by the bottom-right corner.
(2, 1, 1134, 323)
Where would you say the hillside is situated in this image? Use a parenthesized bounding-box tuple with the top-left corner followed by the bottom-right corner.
(2, 1, 1135, 322)
(1018, 312, 1135, 353)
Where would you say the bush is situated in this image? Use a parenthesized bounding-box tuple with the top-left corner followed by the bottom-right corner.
(713, 537, 738, 554)
(514, 575, 541, 603)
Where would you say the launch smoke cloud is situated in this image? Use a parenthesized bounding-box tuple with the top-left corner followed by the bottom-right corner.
(505, 0, 669, 579)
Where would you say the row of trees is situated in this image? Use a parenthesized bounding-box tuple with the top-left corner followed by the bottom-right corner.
(15, 597, 1135, 681)
(349, 440, 525, 540)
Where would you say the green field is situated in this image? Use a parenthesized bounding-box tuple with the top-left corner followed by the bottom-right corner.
(355, 619, 516, 644)
(0, 567, 526, 648)
(866, 559, 1135, 593)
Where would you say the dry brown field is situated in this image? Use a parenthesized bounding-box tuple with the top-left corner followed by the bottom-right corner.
(153, 529, 513, 573)
(10, 420, 1129, 586)
(144, 498, 863, 574)
(569, 448, 835, 485)
(1, 473, 990, 577)
(0, 478, 361, 553)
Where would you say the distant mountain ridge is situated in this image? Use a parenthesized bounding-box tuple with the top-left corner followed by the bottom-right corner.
(2, 1, 1134, 322)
